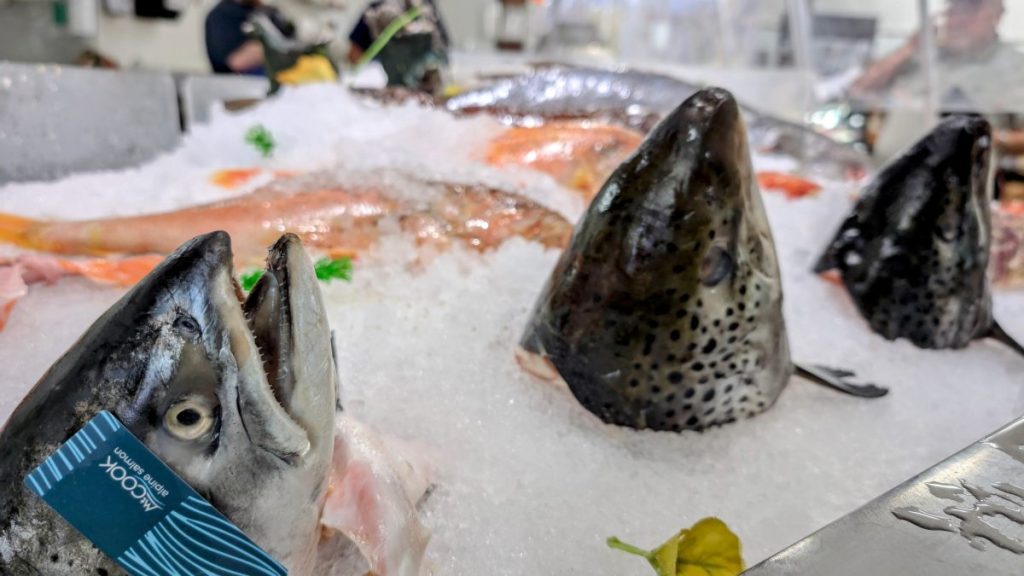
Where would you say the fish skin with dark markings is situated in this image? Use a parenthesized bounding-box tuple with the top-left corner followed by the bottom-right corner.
(0, 232, 337, 575)
(520, 87, 793, 432)
(814, 115, 998, 350)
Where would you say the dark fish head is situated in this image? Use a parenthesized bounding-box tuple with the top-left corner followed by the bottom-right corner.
(0, 232, 337, 574)
(815, 115, 993, 349)
(520, 87, 792, 432)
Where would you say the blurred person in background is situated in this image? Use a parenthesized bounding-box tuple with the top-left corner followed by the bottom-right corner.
(346, 0, 449, 64)
(851, 0, 1024, 112)
(205, 0, 295, 74)
(851, 0, 1024, 166)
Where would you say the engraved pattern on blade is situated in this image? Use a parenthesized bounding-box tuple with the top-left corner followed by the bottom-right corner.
(892, 478, 1024, 555)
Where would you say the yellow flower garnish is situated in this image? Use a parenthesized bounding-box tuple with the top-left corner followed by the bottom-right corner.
(608, 517, 745, 576)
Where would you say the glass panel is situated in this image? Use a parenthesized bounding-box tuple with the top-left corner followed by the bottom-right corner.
(810, 0, 929, 111)
(800, 0, 931, 160)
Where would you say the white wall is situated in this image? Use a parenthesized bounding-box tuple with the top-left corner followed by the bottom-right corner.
(0, 1, 88, 63)
(813, 0, 918, 39)
(1002, 0, 1024, 41)
(434, 0, 490, 50)
(93, 0, 217, 72)
(86, 0, 361, 72)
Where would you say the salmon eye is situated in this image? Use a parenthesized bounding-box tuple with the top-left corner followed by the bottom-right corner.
(173, 314, 202, 337)
(165, 397, 216, 440)
(700, 246, 735, 287)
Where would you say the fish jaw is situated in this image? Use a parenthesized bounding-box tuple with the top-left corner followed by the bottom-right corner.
(255, 233, 338, 474)
(0, 232, 336, 575)
(209, 233, 337, 574)
(520, 87, 792, 433)
(815, 115, 994, 349)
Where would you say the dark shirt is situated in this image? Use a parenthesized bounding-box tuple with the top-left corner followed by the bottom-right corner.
(205, 0, 255, 73)
(348, 0, 448, 52)
(205, 1, 291, 74)
(348, 2, 380, 52)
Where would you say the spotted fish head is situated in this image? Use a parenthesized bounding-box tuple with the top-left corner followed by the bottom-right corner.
(815, 115, 993, 349)
(520, 87, 792, 432)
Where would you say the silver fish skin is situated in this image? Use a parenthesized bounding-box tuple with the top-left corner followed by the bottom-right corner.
(520, 87, 792, 432)
(0, 232, 337, 575)
(446, 66, 699, 132)
(446, 65, 871, 181)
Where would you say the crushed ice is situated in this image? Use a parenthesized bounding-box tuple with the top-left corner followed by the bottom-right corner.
(2, 84, 1024, 573)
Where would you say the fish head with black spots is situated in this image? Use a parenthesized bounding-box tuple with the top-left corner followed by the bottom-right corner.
(815, 115, 993, 349)
(521, 87, 792, 432)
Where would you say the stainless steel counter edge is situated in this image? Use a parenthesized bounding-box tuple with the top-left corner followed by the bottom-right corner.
(743, 416, 1024, 575)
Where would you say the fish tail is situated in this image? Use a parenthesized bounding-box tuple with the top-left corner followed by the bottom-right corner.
(794, 363, 889, 398)
(812, 247, 838, 274)
(0, 213, 38, 249)
(989, 320, 1024, 359)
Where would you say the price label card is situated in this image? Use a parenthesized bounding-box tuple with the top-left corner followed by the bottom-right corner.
(24, 410, 287, 576)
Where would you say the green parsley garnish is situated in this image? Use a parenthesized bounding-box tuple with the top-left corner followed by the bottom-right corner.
(314, 257, 353, 282)
(240, 269, 265, 292)
(245, 124, 276, 158)
(239, 256, 351, 292)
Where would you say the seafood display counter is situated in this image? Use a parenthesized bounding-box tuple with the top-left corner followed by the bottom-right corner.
(1, 62, 1023, 576)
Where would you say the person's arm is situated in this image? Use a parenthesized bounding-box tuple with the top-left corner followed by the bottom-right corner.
(851, 34, 920, 94)
(996, 129, 1024, 155)
(226, 39, 265, 73)
(347, 44, 365, 65)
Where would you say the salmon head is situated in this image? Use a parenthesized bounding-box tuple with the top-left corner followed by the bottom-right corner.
(0, 232, 337, 575)
(814, 115, 994, 349)
(519, 87, 792, 432)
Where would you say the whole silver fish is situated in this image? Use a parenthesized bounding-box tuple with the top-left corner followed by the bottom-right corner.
(815, 115, 1024, 355)
(0, 232, 337, 575)
(446, 66, 699, 132)
(519, 87, 884, 433)
(446, 65, 872, 181)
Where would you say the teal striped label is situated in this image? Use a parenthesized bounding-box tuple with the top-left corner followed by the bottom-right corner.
(24, 411, 287, 576)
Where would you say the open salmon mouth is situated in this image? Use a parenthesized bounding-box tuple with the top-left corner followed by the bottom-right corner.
(243, 236, 296, 412)
(224, 232, 324, 463)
